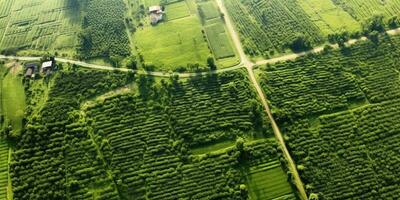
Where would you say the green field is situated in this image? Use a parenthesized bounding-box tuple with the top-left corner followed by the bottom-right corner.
(1, 64, 25, 134)
(298, 0, 361, 35)
(165, 1, 191, 20)
(198, 1, 220, 20)
(0, 140, 9, 200)
(191, 140, 235, 154)
(135, 15, 210, 71)
(198, 1, 236, 63)
(204, 22, 235, 59)
(332, 0, 400, 21)
(0, 0, 81, 56)
(246, 161, 294, 200)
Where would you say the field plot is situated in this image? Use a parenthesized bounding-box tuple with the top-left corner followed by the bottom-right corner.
(1, 64, 25, 134)
(0, 0, 81, 55)
(244, 140, 295, 200)
(79, 0, 130, 58)
(224, 0, 322, 57)
(165, 1, 191, 20)
(135, 15, 210, 71)
(297, 0, 361, 35)
(258, 35, 400, 199)
(259, 35, 400, 119)
(11, 70, 130, 200)
(0, 140, 9, 200)
(198, 1, 236, 61)
(332, 0, 400, 21)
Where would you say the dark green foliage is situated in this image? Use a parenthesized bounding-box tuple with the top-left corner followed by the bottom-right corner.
(263, 35, 400, 199)
(225, 0, 322, 56)
(285, 103, 400, 199)
(11, 70, 131, 200)
(78, 0, 131, 58)
(260, 35, 400, 120)
(388, 16, 399, 29)
(289, 34, 312, 52)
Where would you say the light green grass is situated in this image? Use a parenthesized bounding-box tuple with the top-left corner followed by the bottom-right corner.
(298, 0, 361, 35)
(1, 66, 26, 134)
(204, 21, 235, 59)
(247, 163, 293, 200)
(191, 140, 235, 155)
(165, 1, 190, 20)
(198, 1, 220, 20)
(135, 16, 210, 70)
(0, 140, 9, 200)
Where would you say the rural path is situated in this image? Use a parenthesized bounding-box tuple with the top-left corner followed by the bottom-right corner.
(216, 0, 308, 199)
(0, 27, 399, 77)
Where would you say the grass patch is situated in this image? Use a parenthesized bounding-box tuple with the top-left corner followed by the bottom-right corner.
(191, 140, 235, 155)
(1, 65, 26, 134)
(204, 21, 235, 59)
(165, 1, 190, 20)
(198, 1, 220, 20)
(135, 16, 210, 71)
(246, 163, 293, 200)
(298, 0, 361, 35)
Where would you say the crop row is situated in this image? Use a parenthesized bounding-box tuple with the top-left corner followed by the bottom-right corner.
(225, 0, 322, 57)
(0, 0, 80, 51)
(79, 0, 131, 58)
(0, 140, 8, 200)
(260, 35, 400, 120)
(286, 99, 400, 199)
(11, 70, 131, 200)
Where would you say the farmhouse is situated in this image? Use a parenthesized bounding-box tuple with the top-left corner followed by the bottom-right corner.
(149, 5, 163, 25)
(41, 60, 53, 74)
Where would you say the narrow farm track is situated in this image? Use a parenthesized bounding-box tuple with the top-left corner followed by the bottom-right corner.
(216, 0, 308, 199)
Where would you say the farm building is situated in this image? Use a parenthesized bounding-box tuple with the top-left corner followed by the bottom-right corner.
(41, 60, 53, 74)
(24, 63, 38, 79)
(149, 5, 163, 25)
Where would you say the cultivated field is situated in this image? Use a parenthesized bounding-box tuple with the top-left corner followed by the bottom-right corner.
(258, 35, 400, 199)
(7, 65, 297, 199)
(224, 0, 322, 57)
(332, 0, 400, 21)
(0, 0, 81, 56)
(1, 63, 25, 134)
(0, 140, 9, 200)
(135, 15, 210, 71)
(297, 0, 361, 35)
(198, 0, 236, 62)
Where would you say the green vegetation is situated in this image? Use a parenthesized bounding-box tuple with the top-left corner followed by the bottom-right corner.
(225, 0, 322, 57)
(332, 0, 400, 21)
(165, 1, 191, 20)
(135, 15, 210, 71)
(199, 1, 236, 60)
(0, 140, 9, 200)
(247, 164, 294, 200)
(0, 0, 82, 57)
(243, 140, 295, 200)
(258, 34, 400, 198)
(79, 0, 131, 59)
(297, 0, 361, 35)
(0, 63, 25, 137)
(5, 66, 299, 200)
(11, 69, 131, 199)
